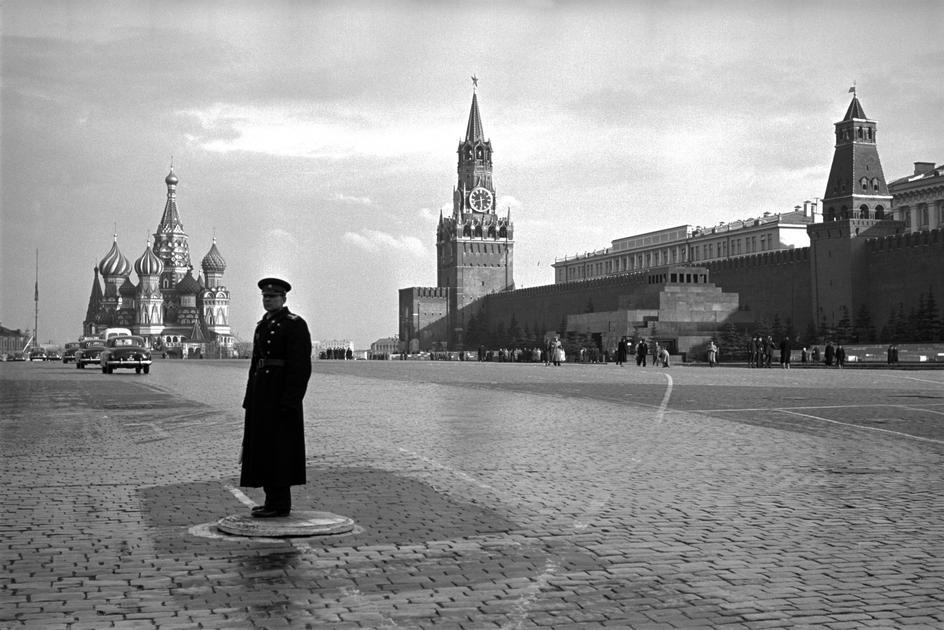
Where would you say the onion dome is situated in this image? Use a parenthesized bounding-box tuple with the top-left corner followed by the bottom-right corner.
(175, 269, 201, 295)
(165, 167, 178, 186)
(119, 277, 137, 297)
(134, 242, 165, 276)
(201, 238, 226, 274)
(98, 236, 132, 277)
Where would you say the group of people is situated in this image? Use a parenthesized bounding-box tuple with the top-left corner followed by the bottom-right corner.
(614, 337, 671, 368)
(748, 336, 849, 368)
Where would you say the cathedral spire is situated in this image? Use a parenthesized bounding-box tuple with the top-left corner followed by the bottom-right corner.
(157, 163, 183, 234)
(84, 266, 103, 326)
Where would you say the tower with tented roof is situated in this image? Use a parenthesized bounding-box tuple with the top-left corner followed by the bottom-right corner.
(436, 80, 515, 348)
(808, 89, 901, 332)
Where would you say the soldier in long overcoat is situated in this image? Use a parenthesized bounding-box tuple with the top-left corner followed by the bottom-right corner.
(240, 277, 312, 518)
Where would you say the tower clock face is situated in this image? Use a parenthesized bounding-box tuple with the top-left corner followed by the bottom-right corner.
(469, 187, 493, 212)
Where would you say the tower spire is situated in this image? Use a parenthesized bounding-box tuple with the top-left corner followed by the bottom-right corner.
(465, 87, 485, 143)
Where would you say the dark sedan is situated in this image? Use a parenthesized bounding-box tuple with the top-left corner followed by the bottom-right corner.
(100, 335, 152, 374)
(62, 342, 81, 363)
(75, 340, 106, 369)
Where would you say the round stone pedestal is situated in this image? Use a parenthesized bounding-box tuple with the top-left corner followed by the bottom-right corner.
(217, 510, 355, 537)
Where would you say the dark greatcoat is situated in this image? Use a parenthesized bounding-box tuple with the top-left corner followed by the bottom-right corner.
(240, 307, 312, 488)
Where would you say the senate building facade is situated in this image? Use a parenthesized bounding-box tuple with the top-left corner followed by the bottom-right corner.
(399, 85, 942, 357)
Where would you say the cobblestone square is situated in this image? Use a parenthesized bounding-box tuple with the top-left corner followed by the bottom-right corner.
(2, 361, 943, 628)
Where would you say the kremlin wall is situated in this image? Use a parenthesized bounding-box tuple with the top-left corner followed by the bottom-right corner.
(400, 88, 944, 357)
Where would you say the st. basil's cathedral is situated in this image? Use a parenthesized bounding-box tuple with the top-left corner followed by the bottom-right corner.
(83, 167, 234, 356)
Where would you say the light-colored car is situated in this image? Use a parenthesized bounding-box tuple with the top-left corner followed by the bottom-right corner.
(100, 335, 152, 374)
(75, 340, 106, 369)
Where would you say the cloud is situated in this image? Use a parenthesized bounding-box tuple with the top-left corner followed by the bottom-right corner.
(333, 192, 373, 205)
(177, 102, 453, 160)
(342, 230, 428, 257)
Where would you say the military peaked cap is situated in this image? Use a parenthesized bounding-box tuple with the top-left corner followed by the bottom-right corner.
(258, 277, 292, 294)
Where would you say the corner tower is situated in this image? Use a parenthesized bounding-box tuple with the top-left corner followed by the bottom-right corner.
(808, 90, 901, 333)
(436, 80, 515, 349)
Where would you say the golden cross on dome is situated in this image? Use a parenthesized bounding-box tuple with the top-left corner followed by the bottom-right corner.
(471, 74, 478, 90)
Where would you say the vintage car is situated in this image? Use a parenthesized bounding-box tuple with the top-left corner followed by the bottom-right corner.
(11, 351, 27, 361)
(62, 342, 81, 363)
(75, 339, 106, 369)
(100, 335, 152, 374)
(28, 348, 47, 361)
(45, 350, 62, 361)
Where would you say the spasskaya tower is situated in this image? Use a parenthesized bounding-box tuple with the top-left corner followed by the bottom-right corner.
(435, 78, 515, 348)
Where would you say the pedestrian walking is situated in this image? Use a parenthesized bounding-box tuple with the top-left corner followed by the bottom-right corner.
(779, 337, 792, 369)
(552, 336, 563, 367)
(616, 337, 627, 366)
(240, 277, 313, 518)
(707, 340, 718, 367)
(835, 344, 846, 368)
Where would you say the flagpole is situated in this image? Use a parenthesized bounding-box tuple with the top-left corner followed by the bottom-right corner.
(34, 249, 39, 348)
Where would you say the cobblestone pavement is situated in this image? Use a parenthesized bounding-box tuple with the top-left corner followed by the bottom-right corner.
(2, 360, 943, 629)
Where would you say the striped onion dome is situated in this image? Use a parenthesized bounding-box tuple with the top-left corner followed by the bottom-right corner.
(98, 236, 132, 277)
(134, 242, 164, 277)
(201, 238, 226, 274)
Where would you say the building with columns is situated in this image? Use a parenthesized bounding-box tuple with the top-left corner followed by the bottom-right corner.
(553, 200, 819, 285)
(889, 161, 944, 232)
(84, 167, 234, 356)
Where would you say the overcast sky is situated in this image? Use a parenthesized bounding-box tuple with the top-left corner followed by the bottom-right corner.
(2, 0, 943, 348)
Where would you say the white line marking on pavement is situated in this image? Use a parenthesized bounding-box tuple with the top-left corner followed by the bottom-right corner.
(502, 558, 559, 630)
(656, 372, 673, 423)
(887, 374, 944, 385)
(776, 409, 944, 445)
(223, 483, 257, 508)
(397, 447, 495, 491)
(698, 403, 944, 413)
(901, 405, 944, 416)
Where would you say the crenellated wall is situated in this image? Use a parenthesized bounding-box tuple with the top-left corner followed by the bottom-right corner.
(865, 228, 944, 328)
(482, 271, 654, 335)
(706, 248, 813, 332)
